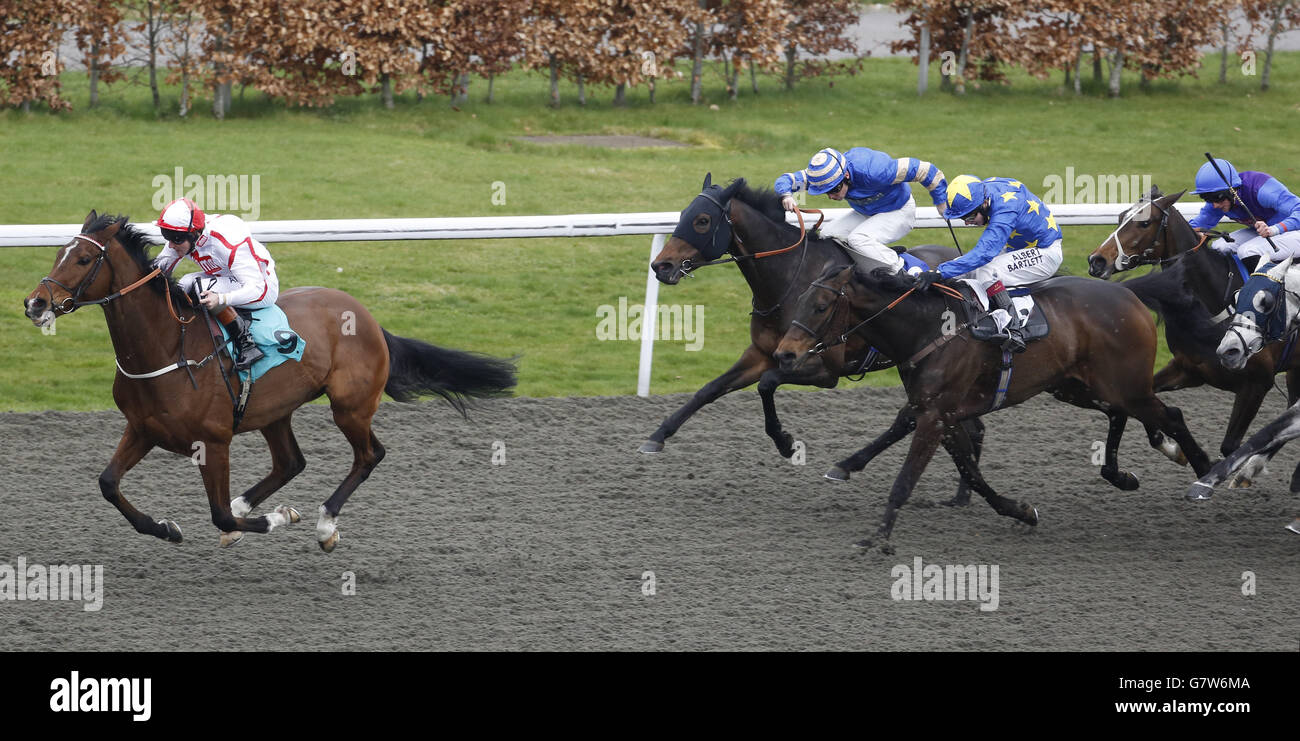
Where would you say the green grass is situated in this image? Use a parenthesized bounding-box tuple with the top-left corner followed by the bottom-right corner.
(3, 55, 1300, 411)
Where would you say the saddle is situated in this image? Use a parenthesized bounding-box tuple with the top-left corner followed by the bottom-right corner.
(953, 280, 1057, 347)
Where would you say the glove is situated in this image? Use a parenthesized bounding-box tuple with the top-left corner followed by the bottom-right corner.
(913, 269, 943, 293)
(780, 195, 798, 213)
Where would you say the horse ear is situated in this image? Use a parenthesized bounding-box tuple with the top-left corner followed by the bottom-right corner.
(702, 173, 712, 190)
(82, 210, 98, 230)
(1149, 185, 1161, 199)
(1168, 189, 1187, 203)
(102, 215, 127, 240)
(720, 177, 746, 200)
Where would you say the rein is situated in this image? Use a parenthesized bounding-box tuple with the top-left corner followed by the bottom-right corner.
(791, 277, 965, 360)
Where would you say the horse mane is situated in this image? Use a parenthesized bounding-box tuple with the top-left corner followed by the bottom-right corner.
(729, 179, 849, 253)
(87, 212, 192, 306)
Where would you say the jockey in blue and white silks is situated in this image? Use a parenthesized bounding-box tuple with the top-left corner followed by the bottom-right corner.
(1190, 158, 1300, 267)
(914, 175, 1063, 353)
(774, 147, 948, 275)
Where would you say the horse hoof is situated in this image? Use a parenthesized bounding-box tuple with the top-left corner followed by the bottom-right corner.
(219, 530, 244, 548)
(319, 530, 340, 553)
(941, 494, 972, 507)
(1026, 506, 1040, 526)
(1111, 471, 1140, 491)
(1285, 518, 1300, 535)
(1227, 476, 1253, 489)
(824, 466, 849, 482)
(1185, 482, 1214, 501)
(277, 505, 301, 524)
(639, 440, 664, 454)
(159, 519, 183, 543)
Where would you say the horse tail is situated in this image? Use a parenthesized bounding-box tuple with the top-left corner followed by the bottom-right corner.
(381, 328, 517, 416)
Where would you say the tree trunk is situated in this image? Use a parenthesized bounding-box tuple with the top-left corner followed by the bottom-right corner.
(954, 12, 974, 95)
(452, 72, 469, 104)
(750, 56, 758, 94)
(548, 53, 559, 107)
(1093, 47, 1102, 81)
(785, 43, 796, 91)
(726, 57, 737, 100)
(577, 73, 586, 106)
(486, 74, 494, 104)
(1109, 47, 1123, 98)
(21, 100, 30, 113)
(1072, 42, 1083, 95)
(88, 40, 100, 108)
(1219, 20, 1229, 84)
(180, 69, 189, 117)
(691, 17, 705, 104)
(917, 22, 929, 96)
(648, 77, 656, 104)
(614, 82, 626, 106)
(381, 73, 393, 109)
(1263, 11, 1280, 91)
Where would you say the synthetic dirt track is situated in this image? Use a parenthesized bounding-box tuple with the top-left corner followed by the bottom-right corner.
(2, 385, 1296, 651)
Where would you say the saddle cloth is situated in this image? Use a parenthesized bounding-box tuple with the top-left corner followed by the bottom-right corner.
(214, 304, 307, 383)
(955, 280, 1054, 344)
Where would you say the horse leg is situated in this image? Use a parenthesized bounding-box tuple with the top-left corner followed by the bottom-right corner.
(940, 422, 1038, 525)
(640, 345, 771, 453)
(316, 404, 386, 553)
(1128, 398, 1213, 477)
(198, 441, 299, 547)
(1099, 411, 1141, 491)
(98, 426, 181, 542)
(1187, 402, 1300, 500)
(230, 417, 306, 519)
(757, 367, 801, 457)
(1217, 382, 1276, 489)
(860, 411, 945, 552)
(1286, 369, 1300, 493)
(941, 417, 984, 507)
(826, 405, 917, 482)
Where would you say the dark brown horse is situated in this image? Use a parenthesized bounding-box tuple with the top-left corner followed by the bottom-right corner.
(774, 264, 1213, 547)
(644, 175, 981, 501)
(1087, 188, 1300, 488)
(23, 212, 516, 551)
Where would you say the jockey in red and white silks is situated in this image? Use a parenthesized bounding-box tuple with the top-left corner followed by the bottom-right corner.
(153, 202, 279, 311)
(154, 197, 278, 370)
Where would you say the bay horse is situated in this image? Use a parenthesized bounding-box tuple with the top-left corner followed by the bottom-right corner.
(774, 264, 1213, 548)
(23, 212, 516, 552)
(1087, 188, 1300, 488)
(645, 174, 982, 502)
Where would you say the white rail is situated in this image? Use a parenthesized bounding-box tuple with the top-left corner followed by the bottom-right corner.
(1, 202, 1207, 396)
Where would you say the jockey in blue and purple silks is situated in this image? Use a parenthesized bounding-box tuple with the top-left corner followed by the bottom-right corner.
(912, 174, 1064, 354)
(1190, 158, 1300, 269)
(774, 147, 948, 276)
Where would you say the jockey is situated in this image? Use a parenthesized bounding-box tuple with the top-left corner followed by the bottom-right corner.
(774, 147, 948, 275)
(152, 198, 279, 371)
(1190, 158, 1300, 270)
(914, 175, 1063, 353)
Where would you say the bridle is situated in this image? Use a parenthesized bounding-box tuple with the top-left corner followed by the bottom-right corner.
(676, 195, 824, 276)
(788, 274, 964, 362)
(38, 233, 193, 324)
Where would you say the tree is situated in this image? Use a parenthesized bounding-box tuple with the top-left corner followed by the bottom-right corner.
(73, 0, 126, 108)
(782, 0, 860, 92)
(0, 0, 75, 111)
(1243, 0, 1300, 91)
(707, 0, 789, 100)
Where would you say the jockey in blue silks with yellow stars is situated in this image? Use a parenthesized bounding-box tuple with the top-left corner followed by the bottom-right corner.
(774, 147, 948, 276)
(913, 174, 1063, 353)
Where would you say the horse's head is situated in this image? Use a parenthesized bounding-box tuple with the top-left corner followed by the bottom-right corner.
(1088, 187, 1186, 279)
(1217, 258, 1296, 370)
(651, 173, 747, 284)
(774, 263, 858, 373)
(24, 210, 130, 327)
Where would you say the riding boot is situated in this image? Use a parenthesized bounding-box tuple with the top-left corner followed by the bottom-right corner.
(217, 306, 264, 371)
(988, 289, 1027, 354)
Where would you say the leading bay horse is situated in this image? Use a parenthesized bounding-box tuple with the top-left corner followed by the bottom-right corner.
(774, 264, 1213, 548)
(23, 212, 516, 551)
(645, 174, 982, 502)
(1087, 188, 1300, 489)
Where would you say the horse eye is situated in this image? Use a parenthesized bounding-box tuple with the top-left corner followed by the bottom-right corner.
(76, 257, 92, 265)
(815, 303, 828, 314)
(1137, 220, 1151, 228)
(692, 215, 710, 234)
